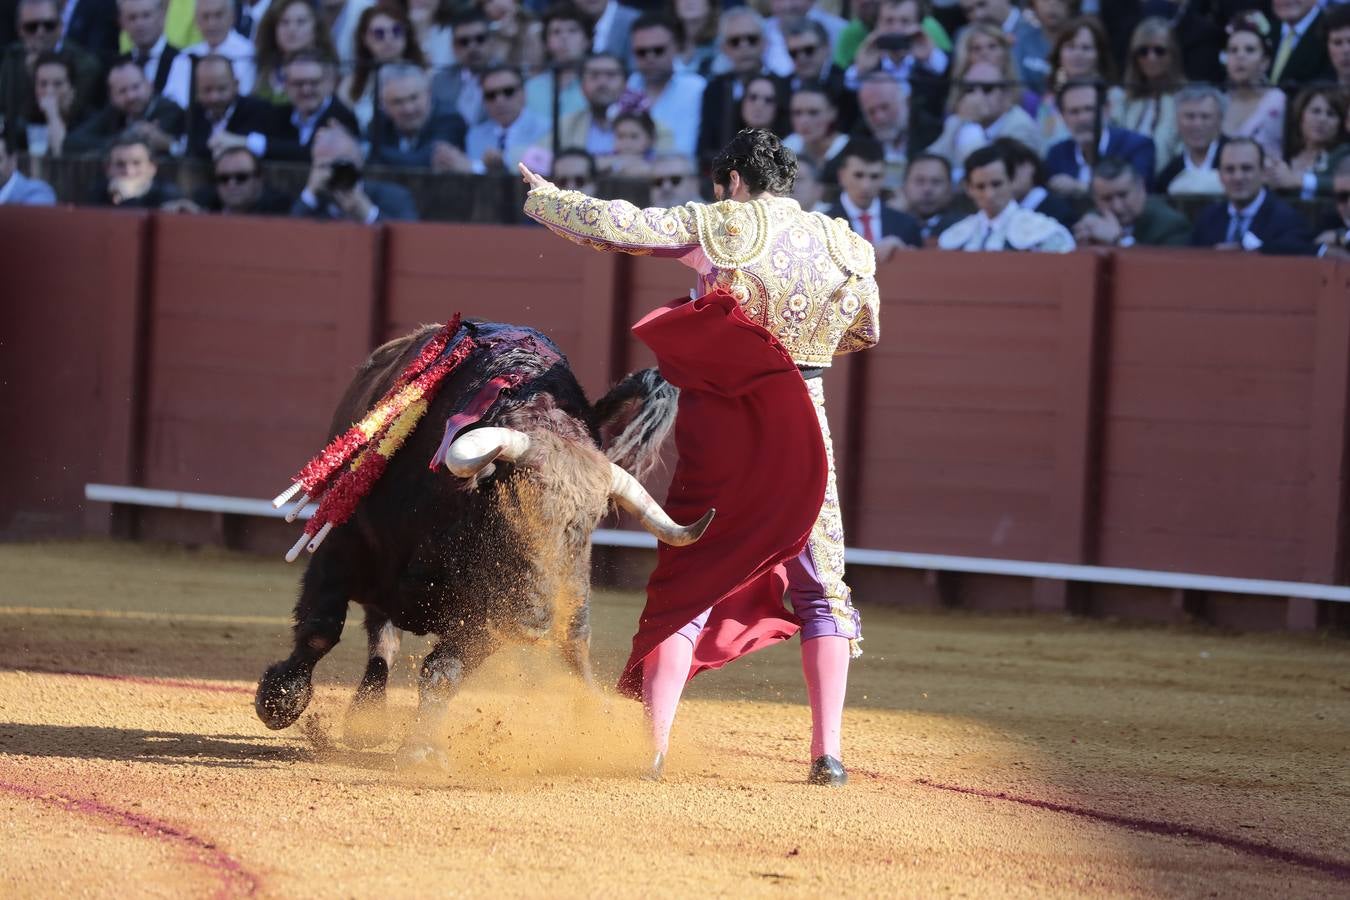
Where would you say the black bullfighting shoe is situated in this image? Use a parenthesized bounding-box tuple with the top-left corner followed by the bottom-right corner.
(641, 751, 666, 782)
(807, 755, 848, 786)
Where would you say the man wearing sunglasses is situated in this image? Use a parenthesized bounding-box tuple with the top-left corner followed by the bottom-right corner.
(924, 60, 1040, 178)
(625, 13, 704, 158)
(784, 19, 856, 132)
(465, 64, 549, 171)
(431, 10, 493, 127)
(521, 127, 878, 788)
(262, 49, 358, 162)
(697, 8, 780, 167)
(178, 145, 291, 214)
(0, 0, 104, 129)
(763, 0, 846, 79)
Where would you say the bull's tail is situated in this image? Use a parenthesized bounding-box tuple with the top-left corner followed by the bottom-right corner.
(592, 368, 678, 481)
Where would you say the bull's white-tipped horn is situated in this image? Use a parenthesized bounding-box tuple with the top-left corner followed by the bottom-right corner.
(273, 482, 303, 509)
(608, 463, 715, 547)
(284, 493, 311, 523)
(306, 521, 334, 554)
(444, 427, 532, 478)
(284, 531, 309, 563)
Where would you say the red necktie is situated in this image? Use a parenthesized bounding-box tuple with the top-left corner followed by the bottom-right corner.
(858, 211, 875, 243)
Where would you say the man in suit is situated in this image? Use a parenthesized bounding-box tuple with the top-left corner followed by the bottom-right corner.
(1313, 155, 1350, 258)
(0, 0, 105, 127)
(852, 71, 939, 190)
(1046, 81, 1156, 198)
(184, 146, 292, 214)
(61, 0, 120, 62)
(1157, 84, 1226, 197)
(938, 143, 1075, 252)
(367, 63, 470, 171)
(464, 64, 549, 172)
(259, 49, 358, 162)
(697, 7, 785, 168)
(66, 57, 183, 155)
(117, 0, 178, 94)
(160, 0, 257, 108)
(1270, 0, 1334, 88)
(899, 151, 960, 242)
(827, 136, 922, 262)
(784, 19, 856, 133)
(1190, 137, 1314, 256)
(89, 130, 180, 206)
(431, 11, 492, 127)
(0, 116, 55, 202)
(1074, 157, 1192, 248)
(184, 53, 279, 159)
(292, 122, 418, 222)
(574, 0, 640, 64)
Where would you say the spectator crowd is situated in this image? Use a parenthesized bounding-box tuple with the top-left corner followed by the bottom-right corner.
(1, 0, 1349, 256)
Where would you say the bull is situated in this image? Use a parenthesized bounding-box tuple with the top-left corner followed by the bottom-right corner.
(253, 321, 711, 766)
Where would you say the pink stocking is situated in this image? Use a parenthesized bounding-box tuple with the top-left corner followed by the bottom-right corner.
(642, 633, 695, 754)
(802, 635, 849, 759)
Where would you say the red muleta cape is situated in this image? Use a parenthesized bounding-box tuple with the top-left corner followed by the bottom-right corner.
(615, 290, 828, 699)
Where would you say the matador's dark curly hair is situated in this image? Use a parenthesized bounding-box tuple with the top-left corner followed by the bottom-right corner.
(710, 128, 797, 196)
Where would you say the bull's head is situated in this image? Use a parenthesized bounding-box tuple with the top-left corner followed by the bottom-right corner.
(442, 427, 714, 546)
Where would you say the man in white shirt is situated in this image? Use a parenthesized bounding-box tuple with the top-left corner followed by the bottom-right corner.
(826, 137, 922, 261)
(117, 0, 179, 94)
(0, 121, 56, 204)
(939, 143, 1075, 252)
(1157, 84, 1225, 196)
(162, 0, 257, 108)
(465, 65, 551, 172)
(625, 13, 704, 157)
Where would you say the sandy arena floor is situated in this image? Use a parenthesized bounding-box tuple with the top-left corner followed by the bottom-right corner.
(0, 540, 1347, 898)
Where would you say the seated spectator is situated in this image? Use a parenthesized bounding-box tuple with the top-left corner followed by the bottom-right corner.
(783, 19, 857, 132)
(1073, 157, 1191, 247)
(263, 49, 359, 162)
(293, 123, 418, 222)
(672, 0, 719, 78)
(340, 3, 427, 131)
(624, 13, 705, 158)
(431, 11, 494, 127)
(481, 0, 544, 72)
(1269, 0, 1334, 89)
(938, 143, 1075, 251)
(764, 0, 847, 78)
(1189, 137, 1312, 255)
(1314, 155, 1350, 258)
(1157, 84, 1226, 196)
(949, 21, 1038, 115)
(827, 137, 922, 261)
(1222, 13, 1285, 162)
(0, 0, 103, 128)
(117, 0, 181, 96)
(1046, 81, 1155, 198)
(993, 135, 1077, 226)
(408, 0, 455, 68)
(847, 0, 950, 122)
(551, 146, 598, 195)
(1268, 87, 1349, 201)
(1035, 16, 1122, 146)
(524, 4, 591, 125)
(89, 131, 182, 207)
(1011, 0, 1075, 94)
(368, 63, 469, 171)
(698, 7, 785, 167)
(791, 155, 829, 212)
(254, 0, 340, 104)
(186, 54, 282, 160)
(557, 53, 627, 155)
(17, 52, 93, 157)
(956, 0, 1031, 39)
(736, 73, 786, 135)
(161, 0, 257, 109)
(600, 110, 655, 174)
(183, 146, 294, 214)
(67, 59, 186, 157)
(835, 0, 953, 73)
(1120, 17, 1183, 174)
(0, 117, 55, 203)
(573, 0, 641, 63)
(1329, 5, 1350, 91)
(854, 72, 935, 190)
(926, 60, 1041, 178)
(898, 151, 959, 240)
(784, 86, 848, 178)
(464, 64, 550, 172)
(648, 153, 702, 205)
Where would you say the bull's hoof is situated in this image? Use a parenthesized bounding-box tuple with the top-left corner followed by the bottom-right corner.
(342, 695, 388, 749)
(255, 663, 314, 730)
(394, 740, 450, 772)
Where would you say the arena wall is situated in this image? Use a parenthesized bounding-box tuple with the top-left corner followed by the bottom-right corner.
(3, 206, 1348, 631)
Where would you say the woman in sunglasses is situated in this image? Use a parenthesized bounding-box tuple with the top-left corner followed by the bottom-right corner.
(341, 2, 429, 131)
(253, 0, 339, 104)
(1120, 17, 1183, 174)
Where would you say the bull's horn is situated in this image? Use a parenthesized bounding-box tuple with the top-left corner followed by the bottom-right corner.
(444, 427, 532, 478)
(608, 463, 714, 547)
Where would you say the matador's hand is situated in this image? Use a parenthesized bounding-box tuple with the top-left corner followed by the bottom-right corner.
(518, 162, 555, 192)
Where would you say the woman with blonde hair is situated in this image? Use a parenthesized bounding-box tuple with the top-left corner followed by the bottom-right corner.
(254, 0, 340, 104)
(948, 21, 1035, 114)
(1121, 17, 1183, 172)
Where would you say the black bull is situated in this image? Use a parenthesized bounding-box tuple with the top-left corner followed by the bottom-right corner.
(253, 321, 711, 765)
